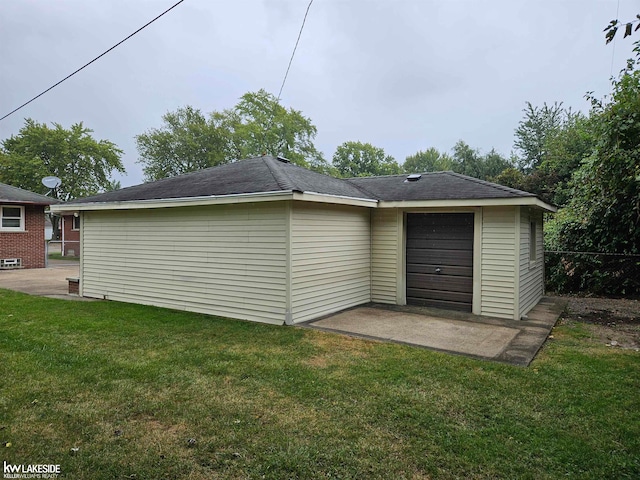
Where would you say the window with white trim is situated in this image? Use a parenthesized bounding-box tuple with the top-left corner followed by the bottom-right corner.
(72, 215, 80, 230)
(529, 220, 537, 262)
(1, 206, 24, 231)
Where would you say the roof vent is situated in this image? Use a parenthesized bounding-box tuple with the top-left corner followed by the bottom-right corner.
(276, 156, 290, 164)
(404, 174, 422, 183)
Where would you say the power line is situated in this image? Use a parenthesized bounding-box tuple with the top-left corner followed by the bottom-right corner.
(610, 0, 620, 77)
(277, 0, 314, 101)
(262, 0, 314, 156)
(0, 0, 186, 123)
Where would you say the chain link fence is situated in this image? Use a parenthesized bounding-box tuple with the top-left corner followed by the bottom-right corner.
(545, 251, 640, 296)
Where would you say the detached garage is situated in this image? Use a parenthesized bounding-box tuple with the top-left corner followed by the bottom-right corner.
(51, 155, 555, 324)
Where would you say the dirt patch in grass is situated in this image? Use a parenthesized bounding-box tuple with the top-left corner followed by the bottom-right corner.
(302, 330, 374, 369)
(559, 296, 640, 350)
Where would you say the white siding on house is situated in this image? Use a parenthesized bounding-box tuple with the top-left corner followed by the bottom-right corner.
(480, 206, 517, 319)
(290, 202, 371, 323)
(519, 207, 545, 317)
(371, 208, 399, 304)
(81, 202, 288, 324)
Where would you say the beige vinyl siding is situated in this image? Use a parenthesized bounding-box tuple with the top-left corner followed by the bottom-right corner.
(290, 202, 371, 323)
(519, 207, 544, 317)
(371, 208, 399, 304)
(480, 206, 517, 319)
(81, 202, 288, 324)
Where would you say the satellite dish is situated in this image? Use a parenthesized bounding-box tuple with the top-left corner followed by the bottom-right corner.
(42, 176, 62, 189)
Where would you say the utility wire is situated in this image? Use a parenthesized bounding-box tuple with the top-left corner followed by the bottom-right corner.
(277, 0, 314, 101)
(610, 0, 620, 76)
(263, 0, 314, 157)
(0, 0, 186, 123)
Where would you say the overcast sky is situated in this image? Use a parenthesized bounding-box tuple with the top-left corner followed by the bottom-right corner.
(1, 0, 638, 187)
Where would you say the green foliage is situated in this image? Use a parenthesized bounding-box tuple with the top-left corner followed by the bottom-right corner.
(231, 90, 328, 173)
(136, 90, 329, 181)
(514, 102, 569, 172)
(538, 113, 596, 206)
(604, 17, 640, 44)
(547, 60, 640, 295)
(136, 106, 231, 180)
(332, 141, 401, 177)
(505, 104, 595, 207)
(403, 147, 453, 173)
(403, 143, 512, 181)
(449, 141, 513, 180)
(492, 167, 562, 204)
(0, 119, 124, 201)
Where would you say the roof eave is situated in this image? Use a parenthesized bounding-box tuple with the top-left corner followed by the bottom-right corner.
(50, 190, 296, 213)
(0, 199, 55, 206)
(378, 197, 557, 212)
(292, 191, 378, 207)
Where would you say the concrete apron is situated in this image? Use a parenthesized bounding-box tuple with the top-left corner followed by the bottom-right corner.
(0, 262, 86, 300)
(306, 297, 567, 366)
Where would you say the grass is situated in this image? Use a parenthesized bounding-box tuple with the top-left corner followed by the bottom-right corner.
(0, 290, 638, 479)
(47, 253, 79, 261)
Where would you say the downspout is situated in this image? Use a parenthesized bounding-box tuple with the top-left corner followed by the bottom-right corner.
(369, 208, 373, 303)
(61, 215, 65, 257)
(284, 200, 293, 325)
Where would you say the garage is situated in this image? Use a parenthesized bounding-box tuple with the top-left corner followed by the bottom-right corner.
(406, 213, 474, 311)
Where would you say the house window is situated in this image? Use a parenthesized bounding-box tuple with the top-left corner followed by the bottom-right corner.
(1, 206, 24, 231)
(529, 220, 537, 262)
(72, 216, 80, 230)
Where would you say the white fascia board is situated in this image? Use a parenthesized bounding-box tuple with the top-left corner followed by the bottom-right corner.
(378, 197, 557, 212)
(292, 191, 378, 208)
(50, 190, 294, 213)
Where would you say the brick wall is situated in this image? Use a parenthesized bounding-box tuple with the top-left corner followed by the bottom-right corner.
(0, 205, 46, 269)
(62, 215, 80, 257)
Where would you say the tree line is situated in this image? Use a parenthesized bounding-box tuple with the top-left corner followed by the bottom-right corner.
(1, 38, 638, 295)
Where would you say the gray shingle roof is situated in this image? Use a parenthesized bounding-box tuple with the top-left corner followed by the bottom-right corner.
(70, 156, 371, 204)
(65, 156, 540, 205)
(0, 182, 59, 205)
(346, 171, 537, 201)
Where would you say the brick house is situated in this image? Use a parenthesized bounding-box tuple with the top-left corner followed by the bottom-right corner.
(60, 214, 80, 257)
(0, 182, 59, 269)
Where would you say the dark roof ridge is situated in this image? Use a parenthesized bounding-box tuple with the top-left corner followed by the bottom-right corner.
(265, 156, 376, 199)
(443, 171, 535, 197)
(0, 182, 60, 204)
(341, 178, 378, 199)
(345, 170, 448, 181)
(262, 156, 298, 191)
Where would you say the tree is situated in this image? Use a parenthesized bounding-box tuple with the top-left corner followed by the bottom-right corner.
(537, 113, 595, 206)
(136, 106, 231, 181)
(450, 141, 513, 180)
(332, 141, 401, 178)
(403, 147, 453, 173)
(0, 119, 124, 201)
(404, 143, 513, 180)
(513, 102, 568, 172)
(136, 89, 329, 181)
(228, 90, 327, 173)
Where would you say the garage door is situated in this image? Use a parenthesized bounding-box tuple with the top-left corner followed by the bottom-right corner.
(406, 213, 474, 311)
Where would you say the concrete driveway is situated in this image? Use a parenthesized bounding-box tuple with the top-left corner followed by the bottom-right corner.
(0, 260, 83, 299)
(307, 297, 566, 366)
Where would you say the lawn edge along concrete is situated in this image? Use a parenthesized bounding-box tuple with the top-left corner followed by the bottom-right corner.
(305, 297, 567, 366)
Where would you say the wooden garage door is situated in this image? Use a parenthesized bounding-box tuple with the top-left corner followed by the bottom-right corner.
(406, 213, 474, 311)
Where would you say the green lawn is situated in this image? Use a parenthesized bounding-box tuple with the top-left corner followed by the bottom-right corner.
(0, 289, 638, 479)
(47, 253, 80, 261)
